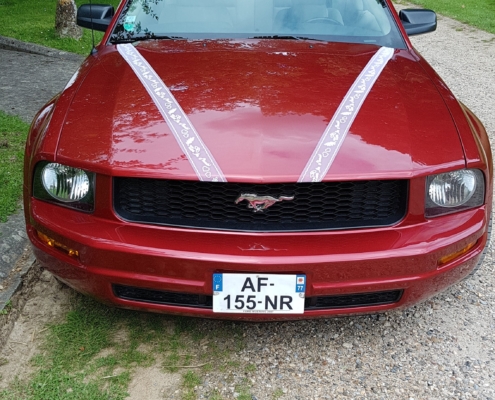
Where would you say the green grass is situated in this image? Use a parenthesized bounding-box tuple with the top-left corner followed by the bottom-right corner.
(183, 371, 202, 400)
(245, 363, 256, 373)
(1, 297, 130, 400)
(0, 294, 249, 400)
(0, 112, 29, 223)
(400, 0, 495, 34)
(234, 379, 253, 400)
(0, 0, 121, 55)
(0, 300, 12, 315)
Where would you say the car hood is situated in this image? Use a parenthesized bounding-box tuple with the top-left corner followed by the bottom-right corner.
(56, 40, 465, 182)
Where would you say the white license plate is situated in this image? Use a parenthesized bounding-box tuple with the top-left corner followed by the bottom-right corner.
(212, 273, 306, 314)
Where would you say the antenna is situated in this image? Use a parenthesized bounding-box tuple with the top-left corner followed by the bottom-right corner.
(89, 0, 97, 54)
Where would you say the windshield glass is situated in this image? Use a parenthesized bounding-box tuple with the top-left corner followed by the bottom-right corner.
(110, 0, 405, 48)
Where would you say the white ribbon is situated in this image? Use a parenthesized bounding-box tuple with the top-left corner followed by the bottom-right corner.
(298, 47, 394, 183)
(117, 43, 227, 182)
(118, 43, 393, 184)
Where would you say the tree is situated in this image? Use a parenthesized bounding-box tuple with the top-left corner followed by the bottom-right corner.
(55, 0, 83, 39)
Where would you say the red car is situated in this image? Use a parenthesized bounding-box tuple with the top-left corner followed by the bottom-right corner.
(24, 0, 492, 320)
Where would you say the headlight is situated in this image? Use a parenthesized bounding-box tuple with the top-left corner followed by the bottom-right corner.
(42, 163, 90, 202)
(33, 162, 95, 212)
(425, 169, 484, 218)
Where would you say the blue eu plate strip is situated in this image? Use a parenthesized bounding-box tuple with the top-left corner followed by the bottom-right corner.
(213, 273, 223, 292)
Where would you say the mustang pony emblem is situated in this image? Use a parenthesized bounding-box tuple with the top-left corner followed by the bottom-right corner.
(235, 194, 295, 213)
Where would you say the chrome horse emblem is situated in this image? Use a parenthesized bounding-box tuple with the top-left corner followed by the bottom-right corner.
(235, 193, 295, 213)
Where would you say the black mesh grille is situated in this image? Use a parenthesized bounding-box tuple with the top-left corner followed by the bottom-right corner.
(113, 178, 408, 231)
(113, 285, 213, 308)
(306, 290, 403, 309)
(113, 285, 402, 310)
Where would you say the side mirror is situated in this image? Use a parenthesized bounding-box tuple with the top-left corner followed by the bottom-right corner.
(399, 9, 437, 36)
(77, 4, 115, 32)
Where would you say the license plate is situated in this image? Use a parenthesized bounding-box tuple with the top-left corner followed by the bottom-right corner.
(212, 273, 306, 314)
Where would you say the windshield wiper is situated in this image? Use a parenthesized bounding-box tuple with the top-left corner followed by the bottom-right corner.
(112, 35, 185, 44)
(251, 35, 318, 41)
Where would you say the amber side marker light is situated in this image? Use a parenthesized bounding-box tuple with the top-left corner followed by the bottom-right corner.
(438, 242, 476, 266)
(37, 231, 79, 258)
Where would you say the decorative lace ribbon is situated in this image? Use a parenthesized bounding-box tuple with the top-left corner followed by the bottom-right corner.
(118, 43, 227, 182)
(118, 43, 393, 184)
(298, 47, 394, 183)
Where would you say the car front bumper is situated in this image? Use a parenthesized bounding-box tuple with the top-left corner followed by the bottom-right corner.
(27, 199, 489, 320)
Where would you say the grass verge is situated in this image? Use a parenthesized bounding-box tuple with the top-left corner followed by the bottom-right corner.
(0, 0, 120, 55)
(399, 0, 495, 34)
(0, 294, 250, 399)
(0, 112, 29, 223)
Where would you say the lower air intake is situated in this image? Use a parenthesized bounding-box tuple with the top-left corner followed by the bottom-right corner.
(113, 285, 402, 310)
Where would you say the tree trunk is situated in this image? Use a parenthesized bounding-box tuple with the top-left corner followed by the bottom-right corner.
(55, 0, 83, 40)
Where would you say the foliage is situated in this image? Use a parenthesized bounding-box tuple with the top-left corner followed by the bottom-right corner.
(0, 112, 29, 222)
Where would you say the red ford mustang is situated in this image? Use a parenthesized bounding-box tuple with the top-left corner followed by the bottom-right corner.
(24, 0, 492, 320)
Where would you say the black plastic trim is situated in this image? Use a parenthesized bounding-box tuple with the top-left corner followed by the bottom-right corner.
(399, 9, 437, 36)
(77, 4, 115, 32)
(113, 284, 403, 310)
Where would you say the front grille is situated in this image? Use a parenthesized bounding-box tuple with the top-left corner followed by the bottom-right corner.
(113, 285, 403, 310)
(113, 178, 407, 232)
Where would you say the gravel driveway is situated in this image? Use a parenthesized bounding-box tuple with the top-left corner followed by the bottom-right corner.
(195, 11, 495, 400)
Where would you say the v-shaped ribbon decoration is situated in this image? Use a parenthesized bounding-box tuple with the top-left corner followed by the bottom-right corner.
(118, 43, 394, 183)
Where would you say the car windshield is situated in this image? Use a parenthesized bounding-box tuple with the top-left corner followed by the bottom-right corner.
(109, 0, 405, 48)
